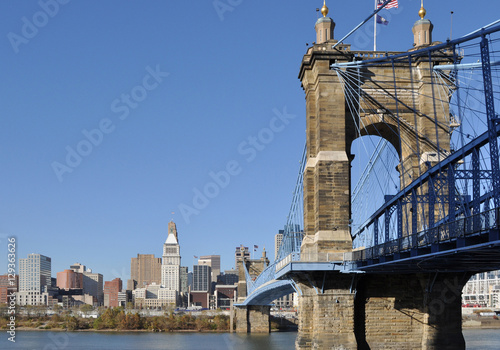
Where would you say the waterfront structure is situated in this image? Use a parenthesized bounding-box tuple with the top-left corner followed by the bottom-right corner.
(215, 285, 237, 309)
(189, 290, 210, 309)
(463, 270, 500, 307)
(104, 278, 122, 307)
(132, 282, 178, 308)
(128, 254, 161, 290)
(117, 291, 127, 307)
(198, 255, 221, 283)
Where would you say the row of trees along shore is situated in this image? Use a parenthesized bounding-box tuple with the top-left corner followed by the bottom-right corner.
(0, 305, 231, 332)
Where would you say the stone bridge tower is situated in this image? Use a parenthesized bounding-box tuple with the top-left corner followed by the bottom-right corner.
(235, 247, 271, 333)
(296, 2, 468, 349)
(300, 1, 453, 261)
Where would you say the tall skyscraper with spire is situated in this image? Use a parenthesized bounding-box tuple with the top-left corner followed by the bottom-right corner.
(161, 221, 181, 293)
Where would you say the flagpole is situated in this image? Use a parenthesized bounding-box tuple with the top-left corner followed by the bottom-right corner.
(374, 0, 377, 51)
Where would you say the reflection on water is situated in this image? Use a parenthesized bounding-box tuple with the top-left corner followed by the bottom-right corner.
(464, 328, 500, 350)
(13, 331, 297, 350)
(10, 329, 500, 349)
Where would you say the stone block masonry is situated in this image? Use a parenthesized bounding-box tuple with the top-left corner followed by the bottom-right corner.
(295, 272, 470, 350)
(235, 305, 270, 333)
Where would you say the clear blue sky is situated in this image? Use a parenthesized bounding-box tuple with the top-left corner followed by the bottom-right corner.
(1, 0, 499, 282)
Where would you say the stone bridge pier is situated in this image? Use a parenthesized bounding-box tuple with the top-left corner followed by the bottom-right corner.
(235, 305, 271, 333)
(294, 272, 470, 350)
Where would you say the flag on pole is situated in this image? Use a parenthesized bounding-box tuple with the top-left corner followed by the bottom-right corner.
(377, 0, 398, 9)
(376, 15, 389, 25)
(253, 245, 258, 251)
(194, 255, 198, 259)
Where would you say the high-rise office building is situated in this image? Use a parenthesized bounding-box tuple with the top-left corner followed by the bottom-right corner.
(275, 231, 284, 259)
(187, 272, 193, 290)
(193, 265, 211, 292)
(17, 253, 54, 306)
(198, 255, 221, 282)
(19, 254, 51, 292)
(104, 278, 122, 308)
(180, 266, 188, 294)
(129, 254, 161, 289)
(218, 269, 238, 286)
(162, 223, 181, 291)
(66, 263, 103, 305)
(83, 270, 104, 305)
(57, 269, 83, 290)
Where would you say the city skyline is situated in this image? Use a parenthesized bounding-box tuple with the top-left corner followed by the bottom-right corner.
(2, 1, 500, 282)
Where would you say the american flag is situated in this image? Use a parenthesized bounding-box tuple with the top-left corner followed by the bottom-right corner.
(377, 0, 398, 9)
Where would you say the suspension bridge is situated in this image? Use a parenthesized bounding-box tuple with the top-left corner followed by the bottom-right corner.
(234, 2, 500, 349)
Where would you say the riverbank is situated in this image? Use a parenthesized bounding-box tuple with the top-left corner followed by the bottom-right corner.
(462, 308, 500, 329)
(463, 317, 500, 329)
(1, 308, 294, 333)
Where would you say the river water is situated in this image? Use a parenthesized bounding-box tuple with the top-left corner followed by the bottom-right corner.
(7, 329, 500, 349)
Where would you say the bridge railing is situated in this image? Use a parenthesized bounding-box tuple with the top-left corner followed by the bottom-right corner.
(352, 208, 500, 261)
(275, 252, 300, 273)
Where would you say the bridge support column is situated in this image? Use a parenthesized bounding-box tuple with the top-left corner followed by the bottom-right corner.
(296, 275, 357, 349)
(235, 305, 270, 333)
(356, 273, 470, 350)
(295, 272, 469, 350)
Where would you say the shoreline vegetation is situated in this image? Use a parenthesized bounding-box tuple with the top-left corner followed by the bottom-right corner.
(4, 305, 498, 333)
(0, 306, 293, 333)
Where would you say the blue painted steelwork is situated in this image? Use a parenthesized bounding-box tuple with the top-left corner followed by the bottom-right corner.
(481, 35, 500, 210)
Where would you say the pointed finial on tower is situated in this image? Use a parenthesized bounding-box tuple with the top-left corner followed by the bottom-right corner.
(419, 0, 426, 19)
(321, 0, 329, 17)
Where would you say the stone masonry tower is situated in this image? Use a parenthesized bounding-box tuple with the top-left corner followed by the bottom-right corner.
(300, 1, 354, 262)
(295, 3, 467, 349)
